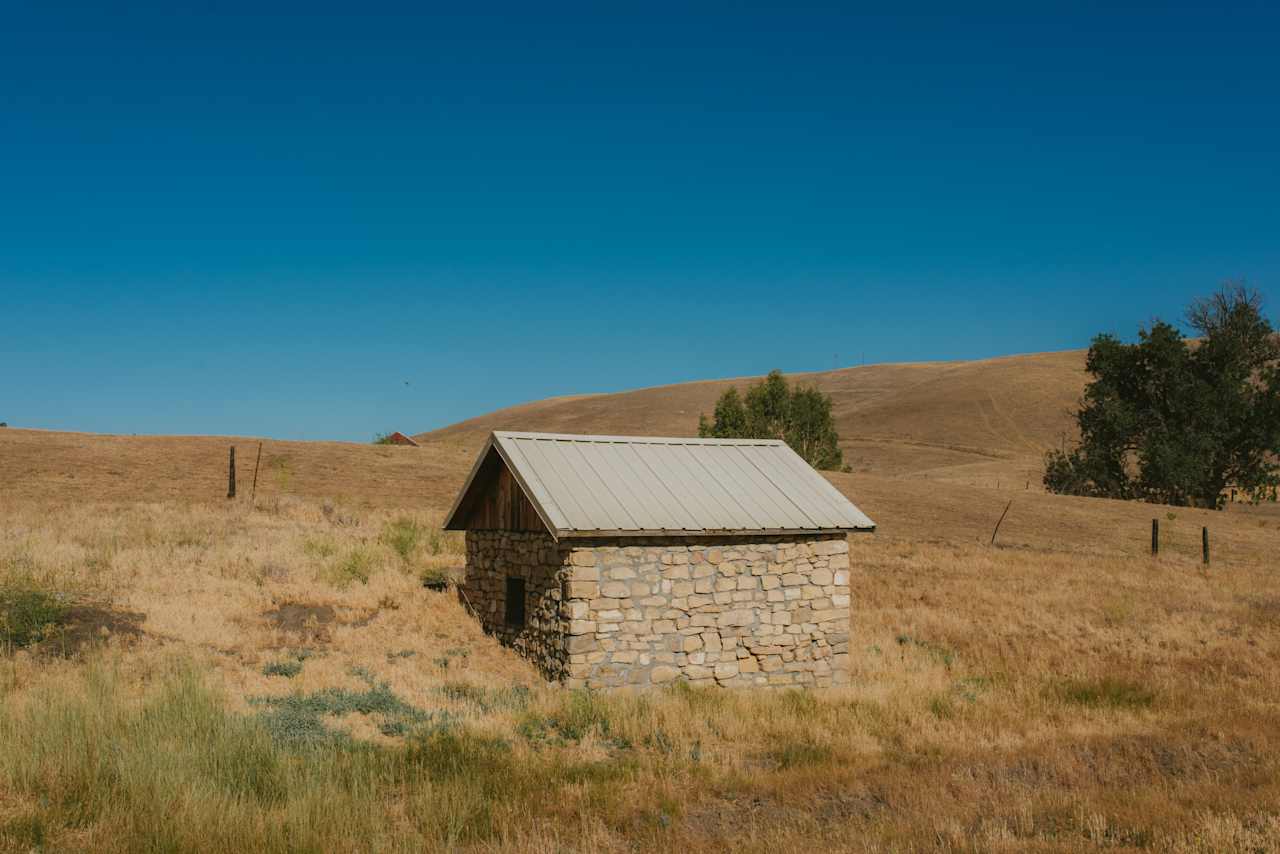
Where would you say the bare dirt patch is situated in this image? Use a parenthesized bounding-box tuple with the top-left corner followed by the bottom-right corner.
(263, 602, 336, 643)
(34, 603, 146, 658)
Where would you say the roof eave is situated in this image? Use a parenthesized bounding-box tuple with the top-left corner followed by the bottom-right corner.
(553, 525, 875, 539)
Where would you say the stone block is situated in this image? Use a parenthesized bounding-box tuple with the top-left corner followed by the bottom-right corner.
(814, 539, 848, 556)
(567, 566, 600, 582)
(566, 635, 598, 654)
(716, 609, 751, 628)
(600, 581, 631, 599)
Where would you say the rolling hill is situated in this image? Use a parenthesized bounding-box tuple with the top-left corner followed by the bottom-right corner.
(417, 349, 1090, 487)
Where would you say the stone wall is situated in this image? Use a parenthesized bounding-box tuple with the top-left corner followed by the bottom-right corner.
(460, 530, 570, 681)
(462, 530, 852, 690)
(561, 536, 850, 689)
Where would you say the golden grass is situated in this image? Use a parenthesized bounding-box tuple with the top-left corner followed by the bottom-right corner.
(416, 349, 1091, 484)
(1, 496, 1277, 852)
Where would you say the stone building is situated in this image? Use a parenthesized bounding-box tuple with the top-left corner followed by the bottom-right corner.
(443, 431, 875, 689)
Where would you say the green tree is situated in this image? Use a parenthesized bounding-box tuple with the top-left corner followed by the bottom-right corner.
(697, 387, 748, 438)
(699, 370, 846, 471)
(1044, 285, 1280, 508)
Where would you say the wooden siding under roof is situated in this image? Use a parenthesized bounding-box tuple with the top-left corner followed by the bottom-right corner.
(444, 431, 876, 540)
(453, 449, 546, 532)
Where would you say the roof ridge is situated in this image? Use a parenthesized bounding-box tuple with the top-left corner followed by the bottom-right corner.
(491, 430, 787, 446)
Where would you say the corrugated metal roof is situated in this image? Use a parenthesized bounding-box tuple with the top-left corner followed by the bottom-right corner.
(444, 431, 876, 538)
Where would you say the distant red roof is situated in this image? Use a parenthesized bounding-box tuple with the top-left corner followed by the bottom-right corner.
(386, 431, 419, 447)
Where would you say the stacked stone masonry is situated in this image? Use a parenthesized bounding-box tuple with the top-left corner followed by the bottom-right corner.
(462, 530, 851, 689)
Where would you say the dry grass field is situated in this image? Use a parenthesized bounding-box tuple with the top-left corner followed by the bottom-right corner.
(2, 349, 1278, 852)
(1, 496, 1276, 853)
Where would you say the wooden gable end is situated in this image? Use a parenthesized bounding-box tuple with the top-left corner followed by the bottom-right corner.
(453, 448, 548, 533)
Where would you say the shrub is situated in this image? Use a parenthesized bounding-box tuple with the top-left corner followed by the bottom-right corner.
(0, 583, 67, 649)
(382, 517, 423, 563)
(322, 549, 377, 588)
(420, 566, 458, 591)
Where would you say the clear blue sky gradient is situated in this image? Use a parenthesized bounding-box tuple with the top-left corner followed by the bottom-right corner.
(3, 2, 1277, 440)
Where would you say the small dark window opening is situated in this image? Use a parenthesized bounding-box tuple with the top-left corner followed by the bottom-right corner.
(505, 577, 526, 628)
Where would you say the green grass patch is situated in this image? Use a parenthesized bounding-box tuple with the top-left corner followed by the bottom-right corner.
(778, 688, 820, 719)
(928, 695, 955, 719)
(322, 548, 377, 588)
(0, 813, 47, 849)
(262, 660, 303, 678)
(251, 669, 450, 747)
(303, 537, 337, 558)
(382, 517, 424, 563)
(1051, 677, 1156, 710)
(668, 679, 729, 715)
(0, 661, 650, 851)
(438, 682, 530, 713)
(768, 739, 834, 769)
(518, 689, 625, 747)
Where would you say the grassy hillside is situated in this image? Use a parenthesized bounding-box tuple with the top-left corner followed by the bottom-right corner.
(0, 427, 475, 509)
(416, 349, 1090, 487)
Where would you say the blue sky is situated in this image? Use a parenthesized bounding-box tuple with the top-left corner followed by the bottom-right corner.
(2, 2, 1277, 440)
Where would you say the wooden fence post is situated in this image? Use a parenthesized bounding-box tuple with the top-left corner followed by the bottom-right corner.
(227, 446, 236, 499)
(1151, 519, 1159, 556)
(990, 500, 1013, 546)
(1202, 527, 1210, 566)
(249, 442, 263, 507)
